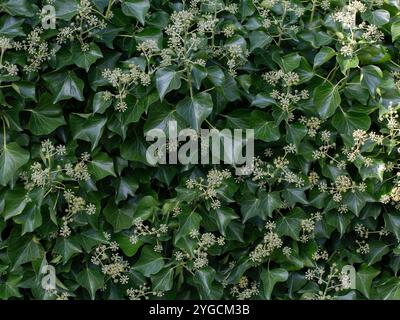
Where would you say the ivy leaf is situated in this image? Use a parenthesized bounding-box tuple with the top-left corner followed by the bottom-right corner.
(132, 245, 165, 277)
(1, 189, 28, 220)
(13, 203, 42, 235)
(280, 52, 301, 72)
(7, 232, 44, 269)
(72, 43, 103, 72)
(241, 191, 282, 222)
(0, 142, 29, 186)
(43, 71, 85, 103)
(121, 0, 150, 25)
(88, 152, 116, 180)
(174, 209, 202, 255)
(249, 31, 271, 52)
(70, 114, 107, 150)
(155, 68, 181, 101)
(0, 274, 22, 299)
(116, 233, 142, 257)
(361, 65, 383, 95)
(11, 81, 36, 101)
(54, 0, 78, 21)
(0, 0, 35, 17)
(151, 268, 174, 292)
(192, 267, 223, 299)
(314, 82, 341, 119)
(28, 94, 66, 135)
(326, 211, 351, 238)
(376, 278, 400, 300)
(115, 175, 139, 203)
(213, 206, 239, 236)
(176, 92, 213, 131)
(366, 241, 390, 266)
(356, 265, 380, 299)
(343, 190, 367, 216)
(103, 202, 135, 232)
(314, 47, 336, 68)
(76, 268, 104, 300)
(53, 237, 82, 264)
(283, 188, 308, 206)
(362, 9, 390, 26)
(92, 91, 112, 114)
(260, 268, 288, 300)
(276, 208, 305, 241)
(337, 55, 359, 75)
(391, 20, 400, 42)
(0, 16, 24, 37)
(384, 213, 400, 242)
(332, 111, 371, 136)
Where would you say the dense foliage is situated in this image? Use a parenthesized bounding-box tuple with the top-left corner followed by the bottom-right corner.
(0, 0, 400, 300)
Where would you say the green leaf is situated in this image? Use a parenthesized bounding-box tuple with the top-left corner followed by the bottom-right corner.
(11, 81, 36, 101)
(276, 208, 304, 240)
(314, 47, 336, 68)
(43, 71, 85, 103)
(151, 268, 174, 292)
(88, 152, 116, 180)
(361, 65, 383, 95)
(77, 268, 104, 300)
(213, 206, 239, 236)
(53, 237, 82, 263)
(362, 10, 390, 26)
(104, 202, 135, 232)
(283, 188, 308, 206)
(0, 142, 29, 186)
(313, 82, 341, 119)
(72, 43, 103, 72)
(281, 53, 301, 72)
(28, 94, 66, 135)
(366, 241, 390, 266)
(343, 190, 367, 216)
(132, 245, 165, 277)
(193, 267, 223, 299)
(7, 232, 44, 269)
(391, 20, 400, 42)
(1, 189, 28, 220)
(326, 211, 351, 238)
(356, 265, 380, 299)
(384, 213, 400, 242)
(0, 16, 24, 37)
(155, 68, 181, 101)
(115, 175, 139, 203)
(241, 191, 282, 222)
(251, 111, 280, 142)
(377, 278, 400, 300)
(13, 203, 42, 235)
(116, 233, 142, 257)
(70, 114, 107, 150)
(261, 268, 288, 300)
(176, 92, 213, 131)
(92, 91, 112, 114)
(249, 31, 271, 52)
(1, 0, 35, 17)
(337, 55, 359, 75)
(121, 0, 150, 25)
(174, 209, 202, 254)
(54, 0, 78, 21)
(332, 111, 371, 136)
(0, 274, 22, 299)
